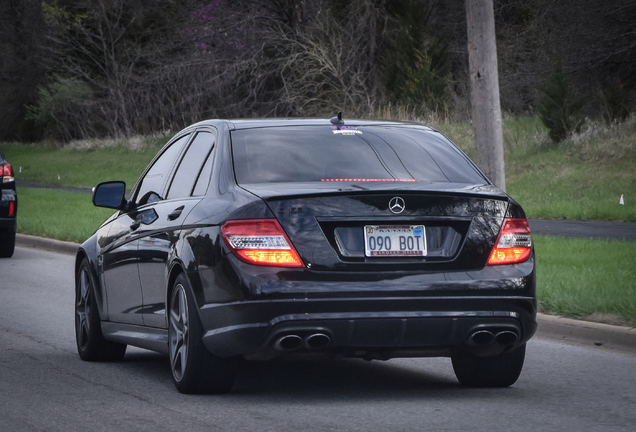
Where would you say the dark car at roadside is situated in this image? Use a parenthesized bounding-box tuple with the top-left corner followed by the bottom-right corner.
(0, 148, 17, 258)
(75, 117, 536, 394)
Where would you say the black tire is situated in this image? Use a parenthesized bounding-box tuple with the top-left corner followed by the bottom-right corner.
(75, 258, 127, 361)
(0, 231, 15, 258)
(452, 343, 526, 388)
(169, 273, 236, 394)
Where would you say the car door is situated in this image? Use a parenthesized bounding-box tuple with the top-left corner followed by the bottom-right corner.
(101, 133, 191, 324)
(137, 130, 216, 328)
(99, 215, 143, 324)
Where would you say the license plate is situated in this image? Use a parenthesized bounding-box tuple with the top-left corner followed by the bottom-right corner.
(364, 225, 427, 257)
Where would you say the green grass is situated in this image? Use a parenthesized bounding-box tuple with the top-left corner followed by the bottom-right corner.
(17, 187, 115, 243)
(504, 117, 636, 222)
(3, 116, 635, 221)
(432, 115, 636, 221)
(535, 235, 636, 324)
(2, 136, 168, 188)
(3, 114, 635, 224)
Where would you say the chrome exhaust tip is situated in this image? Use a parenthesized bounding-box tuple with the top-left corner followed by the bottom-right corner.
(468, 330, 495, 346)
(305, 333, 331, 349)
(495, 330, 519, 346)
(274, 334, 303, 351)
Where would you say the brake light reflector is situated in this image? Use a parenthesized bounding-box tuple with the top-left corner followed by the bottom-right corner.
(487, 218, 532, 265)
(221, 219, 304, 267)
(9, 201, 15, 216)
(1, 163, 14, 183)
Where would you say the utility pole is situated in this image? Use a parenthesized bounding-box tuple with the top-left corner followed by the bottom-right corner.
(466, 0, 506, 191)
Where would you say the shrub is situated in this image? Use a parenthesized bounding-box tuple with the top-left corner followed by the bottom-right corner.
(26, 75, 96, 141)
(601, 78, 633, 124)
(536, 61, 587, 142)
(381, 0, 451, 112)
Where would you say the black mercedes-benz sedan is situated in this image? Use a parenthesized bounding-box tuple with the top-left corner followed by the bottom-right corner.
(0, 147, 17, 258)
(75, 117, 536, 394)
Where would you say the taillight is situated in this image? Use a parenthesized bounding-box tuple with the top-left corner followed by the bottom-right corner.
(1, 163, 14, 183)
(221, 219, 304, 267)
(487, 218, 533, 265)
(9, 201, 15, 216)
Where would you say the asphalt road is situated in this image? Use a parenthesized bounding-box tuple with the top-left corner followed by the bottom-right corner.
(528, 219, 636, 242)
(1, 246, 635, 432)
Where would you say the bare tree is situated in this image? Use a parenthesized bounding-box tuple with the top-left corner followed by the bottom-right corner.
(42, 0, 141, 136)
(261, 3, 381, 116)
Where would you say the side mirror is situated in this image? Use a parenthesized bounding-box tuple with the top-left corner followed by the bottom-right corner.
(92, 181, 126, 209)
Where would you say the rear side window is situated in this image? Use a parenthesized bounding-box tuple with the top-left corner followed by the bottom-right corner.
(192, 146, 215, 196)
(231, 126, 485, 185)
(167, 131, 215, 199)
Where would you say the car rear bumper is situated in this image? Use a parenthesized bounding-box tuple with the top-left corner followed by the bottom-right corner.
(0, 217, 16, 232)
(199, 295, 537, 358)
(0, 189, 17, 226)
(194, 253, 537, 358)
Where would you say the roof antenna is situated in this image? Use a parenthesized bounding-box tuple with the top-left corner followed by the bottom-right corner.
(330, 111, 344, 126)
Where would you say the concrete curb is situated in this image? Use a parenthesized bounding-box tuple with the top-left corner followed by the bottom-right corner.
(16, 233, 80, 256)
(536, 313, 636, 355)
(14, 234, 636, 355)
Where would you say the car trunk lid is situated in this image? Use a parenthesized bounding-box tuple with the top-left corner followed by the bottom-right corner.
(239, 182, 509, 272)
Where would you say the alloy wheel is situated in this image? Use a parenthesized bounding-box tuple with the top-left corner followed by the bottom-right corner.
(169, 284, 189, 382)
(76, 267, 92, 351)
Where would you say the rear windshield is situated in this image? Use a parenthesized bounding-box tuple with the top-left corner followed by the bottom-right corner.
(231, 125, 485, 185)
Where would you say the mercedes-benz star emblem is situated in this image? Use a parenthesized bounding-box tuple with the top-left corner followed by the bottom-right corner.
(389, 197, 405, 214)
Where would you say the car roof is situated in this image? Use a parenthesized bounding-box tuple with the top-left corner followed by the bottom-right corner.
(188, 118, 435, 131)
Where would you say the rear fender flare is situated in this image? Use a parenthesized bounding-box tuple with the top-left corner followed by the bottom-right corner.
(75, 235, 108, 320)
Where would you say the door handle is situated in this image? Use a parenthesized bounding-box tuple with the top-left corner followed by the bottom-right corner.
(168, 206, 184, 221)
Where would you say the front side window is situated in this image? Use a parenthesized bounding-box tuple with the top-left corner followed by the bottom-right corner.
(135, 134, 190, 205)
